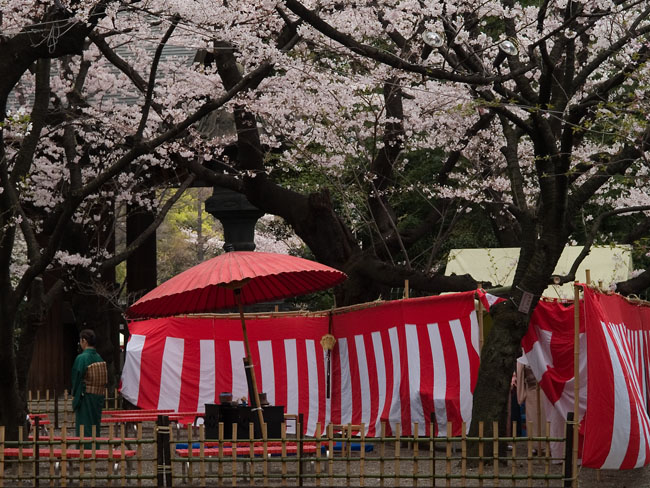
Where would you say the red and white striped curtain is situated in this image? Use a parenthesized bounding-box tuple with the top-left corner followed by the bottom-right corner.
(121, 291, 481, 436)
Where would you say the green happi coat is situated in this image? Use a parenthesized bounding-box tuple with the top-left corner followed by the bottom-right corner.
(71, 348, 105, 437)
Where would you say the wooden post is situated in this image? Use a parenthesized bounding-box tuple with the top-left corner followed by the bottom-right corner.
(404, 280, 409, 299)
(572, 282, 580, 488)
(585, 269, 591, 286)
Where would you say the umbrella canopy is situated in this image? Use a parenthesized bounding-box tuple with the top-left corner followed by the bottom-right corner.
(126, 251, 347, 319)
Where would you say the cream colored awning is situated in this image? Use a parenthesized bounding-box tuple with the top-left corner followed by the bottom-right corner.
(444, 245, 633, 299)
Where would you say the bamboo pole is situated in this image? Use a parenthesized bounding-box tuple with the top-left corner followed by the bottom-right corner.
(572, 282, 580, 488)
(91, 424, 97, 484)
(315, 423, 322, 487)
(461, 422, 467, 486)
(477, 284, 485, 352)
(404, 280, 409, 299)
(281, 422, 287, 486)
(445, 421, 452, 488)
(137, 424, 143, 488)
(0, 426, 5, 488)
(527, 421, 533, 487)
(218, 422, 224, 482)
(248, 423, 255, 482)
(120, 423, 127, 486)
(430, 417, 436, 486)
(585, 269, 591, 286)
(232, 423, 238, 487)
(360, 423, 366, 487)
(262, 422, 268, 486)
(379, 422, 385, 488)
(395, 423, 401, 487)
(413, 423, 418, 488)
(199, 425, 206, 488)
(493, 421, 499, 487)
(61, 424, 68, 488)
(478, 421, 484, 488)
(78, 425, 84, 486)
(188, 423, 194, 484)
(328, 423, 334, 486)
(107, 424, 113, 488)
(511, 422, 516, 488)
(18, 426, 23, 483)
(345, 424, 351, 487)
(544, 421, 551, 488)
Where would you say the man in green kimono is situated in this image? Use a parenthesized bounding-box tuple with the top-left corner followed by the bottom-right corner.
(71, 329, 107, 438)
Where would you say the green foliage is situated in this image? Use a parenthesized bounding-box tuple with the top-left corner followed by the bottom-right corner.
(156, 188, 223, 284)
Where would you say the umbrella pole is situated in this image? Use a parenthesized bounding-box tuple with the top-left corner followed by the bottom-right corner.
(235, 291, 266, 435)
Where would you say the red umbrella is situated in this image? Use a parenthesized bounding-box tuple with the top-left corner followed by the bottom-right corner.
(126, 251, 347, 429)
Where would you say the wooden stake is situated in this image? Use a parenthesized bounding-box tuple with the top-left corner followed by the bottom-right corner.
(404, 280, 409, 299)
(585, 269, 591, 286)
(572, 282, 581, 488)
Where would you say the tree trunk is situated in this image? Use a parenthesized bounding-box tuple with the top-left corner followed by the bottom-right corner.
(0, 301, 28, 440)
(468, 298, 530, 455)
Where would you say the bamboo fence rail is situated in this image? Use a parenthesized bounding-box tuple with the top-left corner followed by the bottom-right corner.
(1, 416, 571, 487)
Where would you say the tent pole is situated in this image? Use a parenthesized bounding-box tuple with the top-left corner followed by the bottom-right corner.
(572, 282, 580, 488)
(235, 290, 266, 435)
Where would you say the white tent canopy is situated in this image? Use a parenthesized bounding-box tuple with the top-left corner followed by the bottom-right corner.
(444, 245, 633, 298)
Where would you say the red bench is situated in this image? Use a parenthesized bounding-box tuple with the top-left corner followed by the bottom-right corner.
(174, 442, 318, 481)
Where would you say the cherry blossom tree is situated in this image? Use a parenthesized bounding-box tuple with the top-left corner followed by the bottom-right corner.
(0, 0, 282, 437)
(3, 0, 650, 444)
(275, 0, 650, 439)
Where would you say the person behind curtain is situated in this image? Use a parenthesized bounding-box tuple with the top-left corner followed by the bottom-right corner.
(71, 329, 108, 439)
(516, 354, 546, 454)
